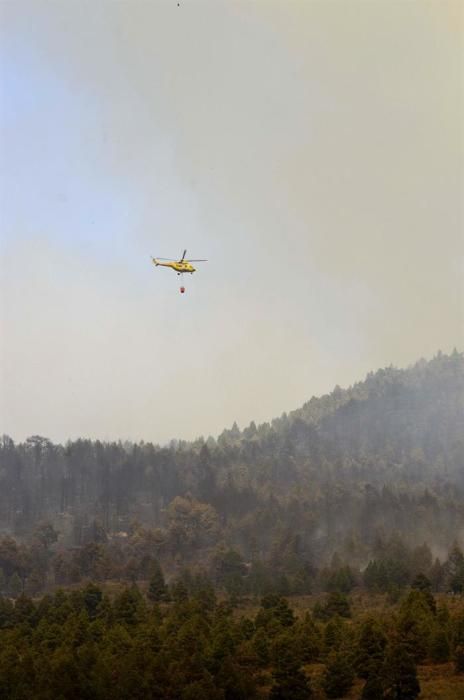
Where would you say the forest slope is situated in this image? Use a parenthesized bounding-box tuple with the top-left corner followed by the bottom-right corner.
(0, 351, 463, 591)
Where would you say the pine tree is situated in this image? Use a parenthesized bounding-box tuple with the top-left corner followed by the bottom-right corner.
(297, 613, 322, 663)
(383, 640, 420, 699)
(445, 543, 464, 594)
(324, 591, 351, 619)
(252, 627, 270, 666)
(411, 574, 436, 613)
(256, 595, 295, 630)
(215, 654, 256, 699)
(13, 594, 36, 625)
(113, 585, 145, 625)
(148, 560, 169, 602)
(323, 649, 354, 699)
(397, 590, 434, 662)
(82, 583, 103, 619)
(324, 616, 345, 654)
(429, 558, 445, 592)
(269, 637, 312, 700)
(428, 625, 450, 663)
(362, 667, 385, 700)
(355, 617, 387, 679)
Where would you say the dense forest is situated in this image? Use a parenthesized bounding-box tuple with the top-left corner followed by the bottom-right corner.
(1, 579, 464, 699)
(0, 351, 463, 596)
(1, 350, 464, 697)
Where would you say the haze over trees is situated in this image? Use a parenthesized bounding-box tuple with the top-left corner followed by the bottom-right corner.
(0, 351, 463, 595)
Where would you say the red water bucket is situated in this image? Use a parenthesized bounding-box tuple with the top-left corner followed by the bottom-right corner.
(180, 286, 185, 294)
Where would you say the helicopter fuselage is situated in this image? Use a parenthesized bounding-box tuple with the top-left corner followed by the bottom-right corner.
(153, 260, 196, 274)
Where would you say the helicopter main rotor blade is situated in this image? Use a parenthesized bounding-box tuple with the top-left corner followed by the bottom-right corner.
(186, 259, 208, 262)
(153, 257, 177, 260)
(179, 249, 187, 262)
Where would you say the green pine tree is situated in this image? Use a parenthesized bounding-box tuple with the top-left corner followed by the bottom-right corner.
(324, 616, 345, 654)
(355, 617, 387, 679)
(323, 649, 354, 699)
(252, 626, 270, 666)
(383, 640, 420, 699)
(411, 573, 436, 613)
(148, 560, 169, 602)
(269, 638, 312, 700)
(428, 625, 450, 663)
(297, 613, 322, 663)
(324, 592, 351, 619)
(362, 666, 385, 700)
(446, 543, 464, 593)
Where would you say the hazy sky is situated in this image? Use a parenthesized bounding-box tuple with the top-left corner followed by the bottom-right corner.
(1, 0, 463, 445)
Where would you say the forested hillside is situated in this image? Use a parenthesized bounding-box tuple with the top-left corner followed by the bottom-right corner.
(0, 351, 463, 595)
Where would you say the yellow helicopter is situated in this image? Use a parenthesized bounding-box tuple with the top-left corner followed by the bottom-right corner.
(151, 250, 207, 275)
